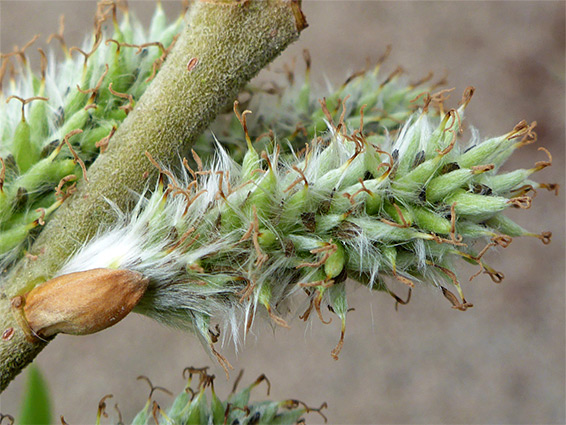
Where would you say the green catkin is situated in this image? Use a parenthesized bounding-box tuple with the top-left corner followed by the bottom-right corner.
(56, 74, 555, 364)
(196, 46, 436, 162)
(0, 3, 185, 269)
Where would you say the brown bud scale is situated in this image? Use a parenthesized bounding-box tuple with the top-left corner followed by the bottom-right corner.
(23, 268, 148, 338)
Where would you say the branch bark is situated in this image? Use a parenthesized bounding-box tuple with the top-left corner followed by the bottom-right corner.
(0, 0, 306, 393)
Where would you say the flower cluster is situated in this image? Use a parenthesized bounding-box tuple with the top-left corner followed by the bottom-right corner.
(58, 80, 555, 374)
(194, 47, 435, 163)
(0, 2, 183, 269)
(113, 368, 326, 425)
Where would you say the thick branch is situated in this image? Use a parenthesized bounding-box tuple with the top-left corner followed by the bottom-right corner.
(0, 0, 306, 393)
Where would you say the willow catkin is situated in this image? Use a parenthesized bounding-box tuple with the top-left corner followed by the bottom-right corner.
(54, 89, 555, 367)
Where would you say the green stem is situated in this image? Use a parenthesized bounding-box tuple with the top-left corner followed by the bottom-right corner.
(0, 0, 306, 393)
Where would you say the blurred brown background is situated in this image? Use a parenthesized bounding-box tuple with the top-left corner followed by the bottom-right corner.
(1, 1, 564, 424)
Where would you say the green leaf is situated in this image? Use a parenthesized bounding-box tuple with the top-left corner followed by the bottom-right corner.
(18, 364, 52, 425)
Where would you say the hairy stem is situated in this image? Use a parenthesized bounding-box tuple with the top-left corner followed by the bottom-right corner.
(0, 0, 306, 393)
